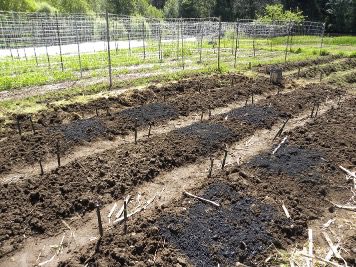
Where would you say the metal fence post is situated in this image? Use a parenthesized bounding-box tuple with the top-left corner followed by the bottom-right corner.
(217, 17, 222, 71)
(55, 12, 64, 71)
(105, 11, 113, 88)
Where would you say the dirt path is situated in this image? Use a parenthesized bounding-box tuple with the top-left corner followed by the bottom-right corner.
(0, 97, 340, 267)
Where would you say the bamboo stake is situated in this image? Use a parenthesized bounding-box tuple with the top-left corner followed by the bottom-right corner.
(183, 191, 220, 207)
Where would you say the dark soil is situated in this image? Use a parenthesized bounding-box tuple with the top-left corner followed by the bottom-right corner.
(56, 118, 107, 142)
(225, 105, 280, 126)
(58, 96, 355, 267)
(0, 74, 283, 175)
(3, 85, 325, 256)
(159, 182, 290, 266)
(250, 146, 323, 184)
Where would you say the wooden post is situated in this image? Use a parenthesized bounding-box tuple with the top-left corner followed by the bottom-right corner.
(319, 71, 323, 82)
(148, 122, 153, 137)
(310, 103, 315, 118)
(142, 21, 146, 60)
(199, 22, 204, 63)
(41, 16, 51, 69)
(158, 21, 162, 62)
(39, 159, 44, 176)
(134, 118, 138, 144)
(31, 19, 38, 66)
(74, 17, 83, 78)
(245, 94, 249, 106)
(95, 107, 99, 117)
(180, 18, 184, 70)
(29, 116, 36, 134)
(284, 21, 292, 63)
(251, 92, 254, 104)
(96, 204, 104, 237)
(56, 141, 61, 167)
(297, 67, 300, 78)
(221, 146, 228, 170)
(208, 106, 212, 119)
(200, 110, 204, 122)
(208, 158, 214, 178)
(217, 17, 222, 71)
(234, 19, 239, 68)
(105, 11, 113, 88)
(55, 12, 64, 71)
(273, 117, 289, 141)
(16, 117, 22, 136)
(319, 23, 325, 56)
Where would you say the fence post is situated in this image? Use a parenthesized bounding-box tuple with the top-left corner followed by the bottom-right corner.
(105, 11, 113, 88)
(142, 20, 146, 60)
(319, 23, 325, 56)
(180, 18, 184, 70)
(284, 20, 292, 63)
(128, 18, 132, 56)
(158, 21, 162, 62)
(199, 21, 204, 63)
(74, 16, 83, 78)
(176, 20, 180, 61)
(217, 17, 222, 71)
(55, 12, 64, 71)
(41, 15, 51, 69)
(31, 18, 38, 66)
(234, 19, 239, 68)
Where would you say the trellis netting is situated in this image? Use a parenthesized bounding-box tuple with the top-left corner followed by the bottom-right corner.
(0, 11, 325, 90)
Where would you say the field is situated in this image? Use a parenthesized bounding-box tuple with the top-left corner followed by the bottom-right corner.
(0, 14, 356, 267)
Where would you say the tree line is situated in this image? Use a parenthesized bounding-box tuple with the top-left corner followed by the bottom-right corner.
(0, 0, 355, 33)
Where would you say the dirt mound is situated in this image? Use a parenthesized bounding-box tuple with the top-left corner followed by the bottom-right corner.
(159, 182, 288, 266)
(55, 118, 107, 142)
(225, 105, 280, 126)
(250, 145, 322, 184)
(174, 123, 235, 152)
(117, 102, 179, 125)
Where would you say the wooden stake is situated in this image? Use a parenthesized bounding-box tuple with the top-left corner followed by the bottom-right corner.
(200, 110, 204, 122)
(16, 117, 22, 136)
(183, 191, 220, 207)
(39, 159, 44, 176)
(208, 107, 212, 119)
(221, 146, 228, 170)
(314, 103, 320, 118)
(134, 118, 138, 144)
(319, 71, 323, 82)
(310, 103, 316, 118)
(95, 108, 99, 117)
(297, 67, 300, 78)
(148, 122, 153, 137)
(96, 204, 104, 237)
(208, 157, 214, 178)
(56, 141, 61, 167)
(123, 200, 128, 234)
(245, 94, 249, 106)
(251, 92, 254, 104)
(106, 107, 110, 116)
(273, 117, 289, 141)
(29, 116, 36, 134)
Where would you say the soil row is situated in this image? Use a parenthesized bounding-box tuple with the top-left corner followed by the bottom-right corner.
(0, 74, 284, 175)
(0, 83, 343, 259)
(256, 55, 341, 74)
(292, 58, 356, 79)
(60, 97, 355, 267)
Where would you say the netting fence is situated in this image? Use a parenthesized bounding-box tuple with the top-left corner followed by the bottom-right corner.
(0, 11, 325, 90)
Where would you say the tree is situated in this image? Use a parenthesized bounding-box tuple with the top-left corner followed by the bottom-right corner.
(163, 0, 180, 17)
(258, 3, 304, 22)
(326, 0, 353, 33)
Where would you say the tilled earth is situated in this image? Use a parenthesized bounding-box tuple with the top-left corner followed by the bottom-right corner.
(0, 83, 343, 259)
(0, 74, 284, 174)
(58, 97, 355, 267)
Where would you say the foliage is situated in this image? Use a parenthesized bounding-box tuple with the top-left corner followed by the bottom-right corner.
(326, 0, 354, 33)
(163, 0, 179, 18)
(258, 4, 304, 22)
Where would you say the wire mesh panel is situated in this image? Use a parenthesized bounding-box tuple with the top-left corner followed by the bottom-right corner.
(0, 12, 325, 91)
